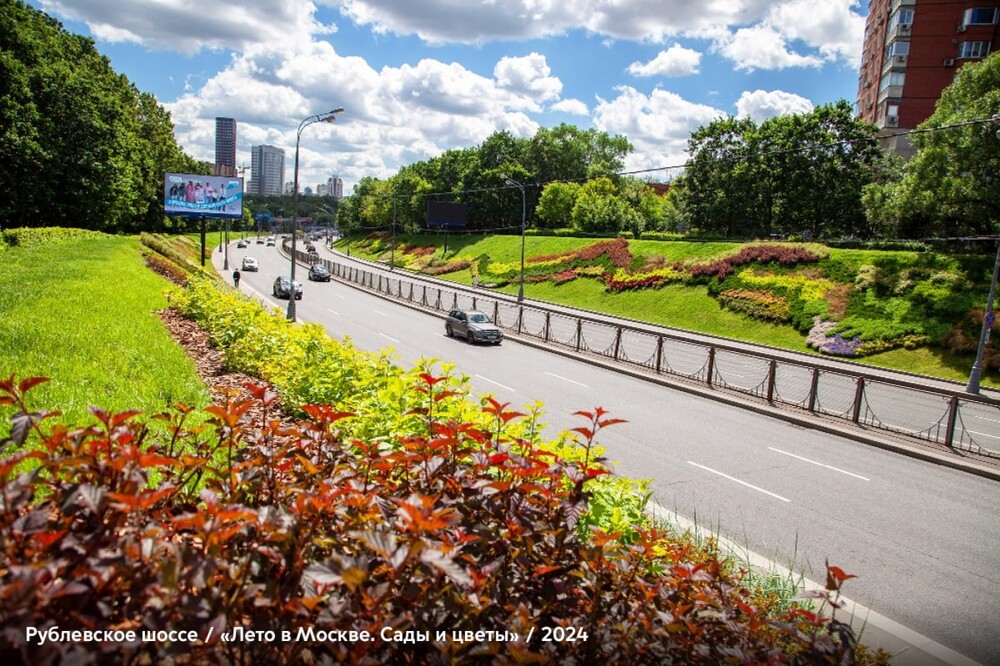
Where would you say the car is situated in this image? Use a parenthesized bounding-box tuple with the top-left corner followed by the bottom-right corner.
(445, 309, 503, 345)
(272, 276, 302, 300)
(236, 239, 248, 249)
(255, 237, 265, 244)
(241, 256, 259, 272)
(266, 237, 276, 247)
(306, 246, 319, 256)
(307, 264, 331, 282)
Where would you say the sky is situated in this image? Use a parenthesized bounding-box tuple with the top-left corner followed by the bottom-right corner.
(29, 0, 867, 195)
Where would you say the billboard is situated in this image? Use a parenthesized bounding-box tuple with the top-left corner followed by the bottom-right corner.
(427, 201, 468, 229)
(164, 173, 244, 219)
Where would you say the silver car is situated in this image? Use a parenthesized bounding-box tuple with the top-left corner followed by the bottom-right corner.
(445, 309, 503, 345)
(272, 276, 302, 300)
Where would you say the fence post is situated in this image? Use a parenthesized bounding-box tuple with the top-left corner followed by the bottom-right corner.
(575, 319, 583, 352)
(944, 395, 960, 448)
(544, 312, 551, 343)
(613, 327, 623, 361)
(517, 307, 524, 334)
(766, 359, 777, 402)
(655, 336, 664, 374)
(472, 296, 477, 311)
(421, 285, 427, 306)
(851, 377, 866, 423)
(435, 289, 442, 310)
(706, 346, 716, 387)
(452, 292, 458, 309)
(378, 274, 382, 292)
(807, 367, 820, 412)
(493, 302, 499, 326)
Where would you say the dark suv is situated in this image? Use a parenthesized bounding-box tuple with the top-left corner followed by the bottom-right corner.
(272, 276, 302, 300)
(445, 309, 503, 345)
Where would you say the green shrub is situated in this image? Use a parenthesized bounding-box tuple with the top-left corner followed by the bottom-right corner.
(2, 227, 107, 247)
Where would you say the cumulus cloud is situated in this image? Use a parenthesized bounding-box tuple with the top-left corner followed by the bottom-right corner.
(593, 86, 723, 174)
(163, 40, 550, 189)
(627, 44, 702, 77)
(734, 89, 814, 123)
(765, 0, 866, 68)
(38, 0, 331, 55)
(494, 53, 562, 106)
(715, 25, 824, 72)
(551, 99, 590, 115)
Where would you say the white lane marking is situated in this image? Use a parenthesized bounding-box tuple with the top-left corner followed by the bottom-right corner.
(960, 428, 1000, 440)
(373, 309, 387, 316)
(475, 374, 515, 392)
(379, 333, 398, 342)
(687, 461, 791, 502)
(544, 371, 588, 388)
(768, 447, 870, 481)
(335, 294, 346, 300)
(327, 309, 339, 315)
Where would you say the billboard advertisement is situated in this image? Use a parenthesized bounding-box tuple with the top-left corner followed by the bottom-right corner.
(164, 173, 244, 219)
(427, 201, 468, 229)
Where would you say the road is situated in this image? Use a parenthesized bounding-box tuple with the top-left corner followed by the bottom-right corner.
(226, 241, 1000, 665)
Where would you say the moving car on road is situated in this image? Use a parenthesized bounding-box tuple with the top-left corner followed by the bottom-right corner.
(236, 239, 248, 249)
(445, 309, 503, 345)
(272, 276, 302, 300)
(241, 256, 259, 272)
(307, 264, 331, 282)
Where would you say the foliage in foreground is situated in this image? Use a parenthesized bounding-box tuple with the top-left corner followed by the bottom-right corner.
(0, 375, 871, 664)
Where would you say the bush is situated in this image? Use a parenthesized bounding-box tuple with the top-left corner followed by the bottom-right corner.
(1, 227, 107, 248)
(0, 376, 871, 665)
(718, 289, 791, 322)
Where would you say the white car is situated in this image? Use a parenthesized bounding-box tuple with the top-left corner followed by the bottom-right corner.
(266, 236, 276, 247)
(241, 256, 259, 272)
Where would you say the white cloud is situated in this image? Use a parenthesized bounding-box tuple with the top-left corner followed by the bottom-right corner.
(38, 0, 331, 55)
(593, 86, 723, 175)
(332, 0, 779, 44)
(734, 89, 814, 123)
(164, 40, 547, 191)
(550, 99, 589, 115)
(627, 44, 702, 77)
(494, 53, 562, 106)
(765, 0, 865, 68)
(715, 24, 824, 72)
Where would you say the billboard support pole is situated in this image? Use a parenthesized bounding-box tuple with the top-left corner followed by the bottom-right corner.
(223, 220, 229, 271)
(200, 216, 206, 267)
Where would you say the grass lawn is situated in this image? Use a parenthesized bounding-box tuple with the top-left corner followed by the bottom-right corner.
(338, 233, 999, 388)
(0, 236, 210, 425)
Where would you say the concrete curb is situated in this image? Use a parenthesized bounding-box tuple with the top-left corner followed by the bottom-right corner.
(647, 502, 982, 666)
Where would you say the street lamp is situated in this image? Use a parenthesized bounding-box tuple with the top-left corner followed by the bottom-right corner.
(503, 177, 527, 302)
(287, 107, 344, 321)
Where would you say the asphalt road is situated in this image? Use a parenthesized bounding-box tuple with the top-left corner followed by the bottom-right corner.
(226, 241, 1000, 665)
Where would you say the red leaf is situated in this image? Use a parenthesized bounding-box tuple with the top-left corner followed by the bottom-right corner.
(18, 376, 50, 394)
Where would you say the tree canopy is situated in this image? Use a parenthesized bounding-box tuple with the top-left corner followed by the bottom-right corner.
(864, 52, 1000, 238)
(0, 0, 202, 232)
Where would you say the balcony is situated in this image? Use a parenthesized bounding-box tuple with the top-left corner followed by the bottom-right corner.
(890, 0, 915, 12)
(877, 85, 904, 105)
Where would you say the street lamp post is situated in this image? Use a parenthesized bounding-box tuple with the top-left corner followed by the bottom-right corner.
(391, 197, 397, 271)
(287, 108, 344, 321)
(967, 240, 1000, 393)
(504, 177, 527, 302)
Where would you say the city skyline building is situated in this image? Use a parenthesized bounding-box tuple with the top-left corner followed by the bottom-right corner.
(250, 144, 286, 196)
(317, 175, 344, 198)
(856, 0, 999, 158)
(214, 117, 237, 177)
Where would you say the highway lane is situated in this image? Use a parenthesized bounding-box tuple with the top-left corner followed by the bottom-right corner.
(228, 243, 1000, 664)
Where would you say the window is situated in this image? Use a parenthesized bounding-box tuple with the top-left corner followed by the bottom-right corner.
(963, 8, 998, 25)
(889, 8, 914, 31)
(885, 41, 910, 59)
(879, 71, 905, 91)
(958, 41, 992, 58)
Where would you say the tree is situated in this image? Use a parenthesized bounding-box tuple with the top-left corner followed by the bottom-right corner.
(674, 104, 883, 239)
(572, 177, 630, 234)
(0, 0, 199, 232)
(535, 182, 580, 228)
(876, 53, 1000, 237)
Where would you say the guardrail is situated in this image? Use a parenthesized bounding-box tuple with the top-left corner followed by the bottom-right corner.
(292, 242, 1000, 460)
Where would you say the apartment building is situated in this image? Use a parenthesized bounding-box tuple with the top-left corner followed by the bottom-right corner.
(856, 0, 999, 157)
(214, 117, 237, 177)
(249, 145, 286, 196)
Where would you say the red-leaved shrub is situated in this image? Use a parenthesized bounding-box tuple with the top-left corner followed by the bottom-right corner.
(0, 374, 865, 665)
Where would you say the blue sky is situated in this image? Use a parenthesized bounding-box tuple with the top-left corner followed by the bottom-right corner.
(29, 0, 867, 193)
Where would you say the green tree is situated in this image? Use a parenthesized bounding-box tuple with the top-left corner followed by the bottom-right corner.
(535, 182, 580, 228)
(877, 53, 1000, 237)
(0, 0, 198, 232)
(572, 177, 628, 234)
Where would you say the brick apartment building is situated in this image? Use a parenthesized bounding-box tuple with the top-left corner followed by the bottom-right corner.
(856, 0, 998, 157)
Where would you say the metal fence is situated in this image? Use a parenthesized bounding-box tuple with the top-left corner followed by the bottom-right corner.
(296, 246, 1000, 460)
